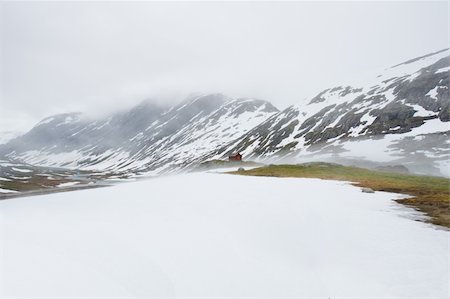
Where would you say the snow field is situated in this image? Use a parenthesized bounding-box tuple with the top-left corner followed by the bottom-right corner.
(0, 173, 448, 298)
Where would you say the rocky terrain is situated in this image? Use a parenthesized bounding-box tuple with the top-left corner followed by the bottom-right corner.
(0, 94, 278, 176)
(0, 49, 448, 180)
(214, 49, 449, 176)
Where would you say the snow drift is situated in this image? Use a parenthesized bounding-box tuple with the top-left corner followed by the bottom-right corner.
(0, 173, 448, 298)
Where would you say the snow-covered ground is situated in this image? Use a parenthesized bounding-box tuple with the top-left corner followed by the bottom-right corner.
(0, 173, 448, 298)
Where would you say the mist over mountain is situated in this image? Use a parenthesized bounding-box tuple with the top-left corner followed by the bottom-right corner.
(2, 3, 450, 297)
(0, 131, 21, 145)
(0, 94, 279, 175)
(1, 49, 449, 177)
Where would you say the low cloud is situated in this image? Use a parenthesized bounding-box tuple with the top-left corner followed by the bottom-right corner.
(0, 1, 448, 131)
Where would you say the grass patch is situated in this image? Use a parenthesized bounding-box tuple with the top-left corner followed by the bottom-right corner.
(229, 162, 450, 228)
(193, 159, 262, 171)
(0, 176, 68, 192)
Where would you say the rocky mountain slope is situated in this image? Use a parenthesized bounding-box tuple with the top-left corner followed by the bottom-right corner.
(1, 49, 448, 177)
(214, 49, 449, 176)
(0, 94, 279, 175)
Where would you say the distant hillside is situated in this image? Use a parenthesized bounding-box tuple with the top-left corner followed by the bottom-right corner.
(0, 94, 278, 175)
(1, 49, 449, 177)
(214, 49, 449, 176)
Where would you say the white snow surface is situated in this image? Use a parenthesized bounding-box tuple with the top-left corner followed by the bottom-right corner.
(0, 188, 18, 193)
(56, 181, 80, 188)
(11, 167, 32, 173)
(0, 173, 448, 298)
(435, 66, 450, 74)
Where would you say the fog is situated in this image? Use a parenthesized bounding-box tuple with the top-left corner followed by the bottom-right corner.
(0, 1, 448, 131)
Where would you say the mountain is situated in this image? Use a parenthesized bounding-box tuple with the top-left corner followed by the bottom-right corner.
(1, 49, 449, 177)
(214, 49, 449, 176)
(0, 94, 279, 175)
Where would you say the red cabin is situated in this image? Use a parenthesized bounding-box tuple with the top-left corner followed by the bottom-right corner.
(228, 153, 242, 161)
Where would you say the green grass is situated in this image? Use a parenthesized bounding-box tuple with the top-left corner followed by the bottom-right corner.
(229, 162, 450, 228)
(0, 176, 68, 192)
(193, 159, 262, 171)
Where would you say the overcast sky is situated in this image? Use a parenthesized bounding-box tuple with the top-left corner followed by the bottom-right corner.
(0, 1, 448, 132)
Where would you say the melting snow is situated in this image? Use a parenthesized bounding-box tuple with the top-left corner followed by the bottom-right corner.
(435, 66, 450, 74)
(340, 118, 449, 163)
(57, 182, 80, 188)
(426, 86, 440, 99)
(0, 187, 18, 193)
(11, 167, 32, 173)
(407, 104, 435, 117)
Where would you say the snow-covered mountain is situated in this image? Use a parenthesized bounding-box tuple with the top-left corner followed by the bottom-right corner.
(215, 49, 449, 176)
(0, 94, 279, 175)
(1, 49, 449, 177)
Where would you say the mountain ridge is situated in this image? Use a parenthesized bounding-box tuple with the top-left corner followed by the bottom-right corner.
(1, 49, 448, 177)
(0, 94, 279, 175)
(214, 49, 449, 176)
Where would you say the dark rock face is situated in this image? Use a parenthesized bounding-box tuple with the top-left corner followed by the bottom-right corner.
(367, 102, 420, 135)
